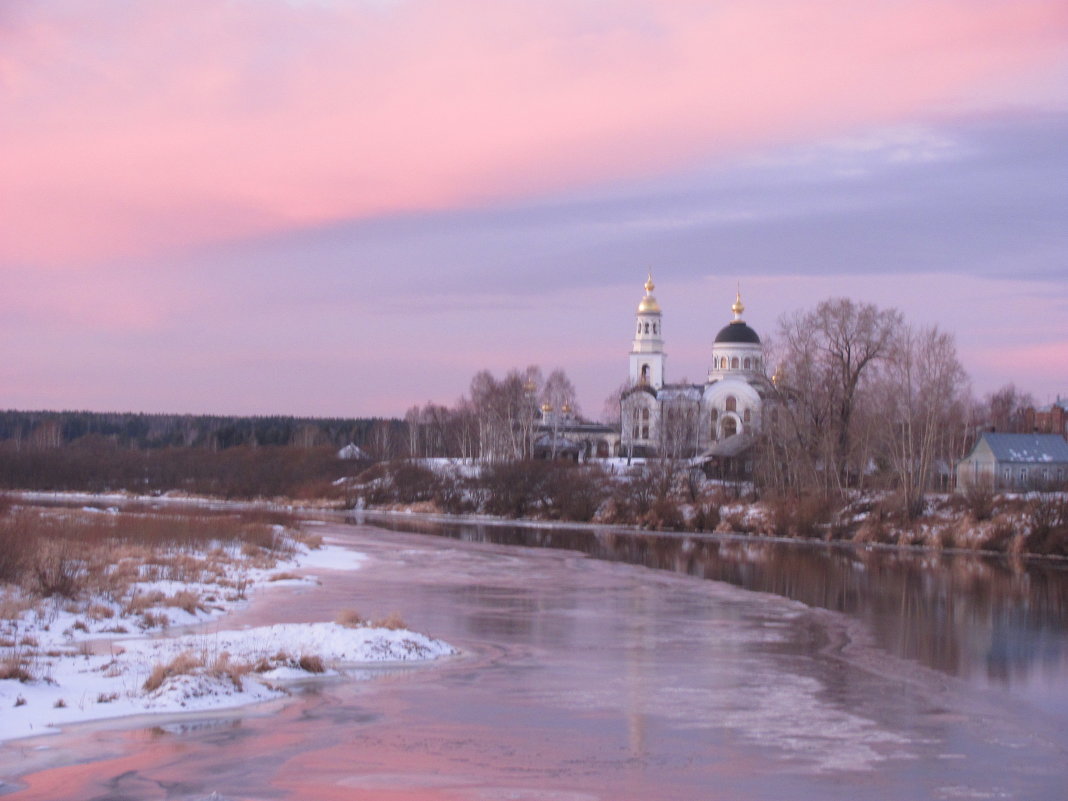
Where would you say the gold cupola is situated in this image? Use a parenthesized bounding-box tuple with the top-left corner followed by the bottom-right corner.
(637, 272, 661, 314)
(731, 289, 745, 321)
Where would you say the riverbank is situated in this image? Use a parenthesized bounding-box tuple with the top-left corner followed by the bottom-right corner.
(11, 485, 1068, 564)
(348, 459, 1068, 558)
(0, 504, 456, 744)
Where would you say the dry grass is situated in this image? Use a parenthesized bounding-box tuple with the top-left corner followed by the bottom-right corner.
(297, 654, 325, 673)
(143, 645, 326, 692)
(0, 507, 305, 605)
(143, 650, 205, 692)
(124, 591, 166, 615)
(85, 604, 115, 620)
(165, 590, 205, 615)
(139, 611, 170, 629)
(0, 654, 34, 682)
(208, 651, 254, 690)
(296, 531, 323, 550)
(373, 612, 407, 631)
(267, 572, 301, 582)
(335, 608, 366, 628)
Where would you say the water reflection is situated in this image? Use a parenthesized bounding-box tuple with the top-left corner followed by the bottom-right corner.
(363, 514, 1068, 687)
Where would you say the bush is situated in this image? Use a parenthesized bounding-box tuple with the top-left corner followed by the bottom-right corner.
(962, 481, 996, 522)
(31, 539, 82, 599)
(767, 492, 834, 539)
(547, 465, 607, 522)
(482, 461, 555, 518)
(690, 502, 721, 532)
(354, 461, 439, 506)
(1024, 494, 1068, 556)
(642, 497, 684, 531)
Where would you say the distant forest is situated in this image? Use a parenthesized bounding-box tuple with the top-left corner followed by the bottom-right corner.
(0, 410, 403, 452)
(0, 410, 405, 498)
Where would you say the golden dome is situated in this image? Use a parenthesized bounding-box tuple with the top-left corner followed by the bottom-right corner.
(637, 271, 661, 314)
(731, 289, 745, 320)
(540, 402, 553, 413)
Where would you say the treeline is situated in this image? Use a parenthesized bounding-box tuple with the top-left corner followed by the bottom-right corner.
(0, 441, 355, 499)
(0, 410, 402, 452)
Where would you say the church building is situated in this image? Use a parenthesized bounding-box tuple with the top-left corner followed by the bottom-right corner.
(620, 275, 774, 470)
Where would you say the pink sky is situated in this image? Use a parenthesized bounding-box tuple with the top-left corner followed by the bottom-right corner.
(2, 0, 1067, 416)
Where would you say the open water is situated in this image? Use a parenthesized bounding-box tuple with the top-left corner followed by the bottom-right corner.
(2, 513, 1066, 800)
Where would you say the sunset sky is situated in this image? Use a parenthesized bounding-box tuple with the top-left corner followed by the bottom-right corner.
(3, 0, 1067, 418)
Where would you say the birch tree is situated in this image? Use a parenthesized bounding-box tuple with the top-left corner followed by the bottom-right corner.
(875, 325, 970, 517)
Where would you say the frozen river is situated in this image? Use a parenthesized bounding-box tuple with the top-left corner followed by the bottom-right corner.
(3, 514, 1067, 800)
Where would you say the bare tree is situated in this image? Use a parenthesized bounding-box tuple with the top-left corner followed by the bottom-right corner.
(602, 380, 632, 426)
(982, 383, 1035, 433)
(775, 297, 902, 494)
(365, 419, 399, 461)
(659, 397, 701, 461)
(875, 325, 970, 517)
(470, 367, 542, 461)
(404, 405, 423, 458)
(541, 368, 578, 459)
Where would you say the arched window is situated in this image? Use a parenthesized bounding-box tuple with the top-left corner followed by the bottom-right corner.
(710, 408, 718, 422)
(743, 357, 751, 369)
(725, 396, 737, 412)
(722, 417, 737, 438)
(653, 323, 658, 334)
(637, 322, 642, 334)
(644, 322, 649, 333)
(743, 408, 752, 423)
(641, 364, 650, 383)
(641, 408, 650, 421)
(731, 357, 739, 369)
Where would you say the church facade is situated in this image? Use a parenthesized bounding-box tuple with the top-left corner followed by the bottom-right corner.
(620, 275, 774, 467)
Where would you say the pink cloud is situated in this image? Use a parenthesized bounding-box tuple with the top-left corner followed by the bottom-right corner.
(2, 0, 1066, 268)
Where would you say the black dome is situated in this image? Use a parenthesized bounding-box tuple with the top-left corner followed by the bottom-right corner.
(714, 321, 761, 344)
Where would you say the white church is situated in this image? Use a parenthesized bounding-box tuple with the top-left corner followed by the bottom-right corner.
(620, 275, 774, 472)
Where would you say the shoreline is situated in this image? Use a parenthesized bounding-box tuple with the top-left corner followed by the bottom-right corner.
(0, 510, 456, 747)
(9, 488, 1067, 564)
(354, 505, 1068, 565)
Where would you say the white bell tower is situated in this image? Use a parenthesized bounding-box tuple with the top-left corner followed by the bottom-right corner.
(629, 272, 666, 390)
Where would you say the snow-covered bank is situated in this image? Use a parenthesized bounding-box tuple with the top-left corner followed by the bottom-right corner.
(0, 522, 455, 744)
(0, 621, 455, 743)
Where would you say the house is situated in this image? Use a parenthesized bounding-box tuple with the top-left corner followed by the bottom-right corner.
(955, 433, 1068, 491)
(337, 443, 371, 460)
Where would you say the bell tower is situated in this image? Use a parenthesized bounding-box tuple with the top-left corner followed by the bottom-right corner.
(629, 272, 666, 390)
